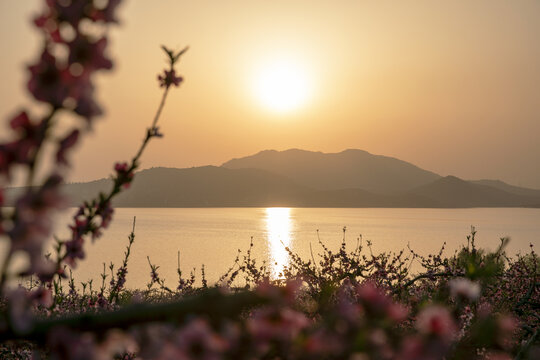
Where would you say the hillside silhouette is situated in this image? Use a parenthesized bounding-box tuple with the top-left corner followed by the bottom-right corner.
(5, 150, 540, 208)
(411, 176, 537, 207)
(222, 149, 441, 194)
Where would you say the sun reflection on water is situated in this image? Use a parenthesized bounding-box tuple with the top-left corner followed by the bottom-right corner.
(265, 207, 292, 278)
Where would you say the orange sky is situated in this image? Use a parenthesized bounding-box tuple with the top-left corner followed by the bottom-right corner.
(1, 0, 540, 188)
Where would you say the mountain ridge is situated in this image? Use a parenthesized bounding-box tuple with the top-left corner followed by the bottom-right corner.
(5, 149, 540, 208)
(411, 176, 537, 208)
(222, 148, 441, 194)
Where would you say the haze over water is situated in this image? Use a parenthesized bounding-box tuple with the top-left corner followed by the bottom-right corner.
(55, 207, 540, 289)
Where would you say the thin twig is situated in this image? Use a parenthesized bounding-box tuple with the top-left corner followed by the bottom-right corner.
(392, 272, 455, 295)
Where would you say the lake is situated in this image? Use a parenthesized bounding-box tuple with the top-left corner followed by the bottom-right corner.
(44, 208, 540, 289)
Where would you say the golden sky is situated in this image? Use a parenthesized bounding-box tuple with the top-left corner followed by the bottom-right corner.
(1, 0, 540, 188)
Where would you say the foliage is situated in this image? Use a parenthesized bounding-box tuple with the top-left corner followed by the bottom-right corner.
(0, 1, 538, 359)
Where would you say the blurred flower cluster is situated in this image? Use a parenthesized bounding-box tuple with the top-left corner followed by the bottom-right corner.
(0, 0, 185, 356)
(0, 0, 125, 286)
(0, 1, 538, 359)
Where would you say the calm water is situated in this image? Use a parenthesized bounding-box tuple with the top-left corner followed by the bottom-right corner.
(44, 208, 540, 289)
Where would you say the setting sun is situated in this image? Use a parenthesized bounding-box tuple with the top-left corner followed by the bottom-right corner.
(252, 59, 312, 113)
(1, 2, 540, 357)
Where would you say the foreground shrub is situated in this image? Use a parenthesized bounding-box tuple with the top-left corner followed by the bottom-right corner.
(1, 224, 538, 359)
(0, 1, 538, 359)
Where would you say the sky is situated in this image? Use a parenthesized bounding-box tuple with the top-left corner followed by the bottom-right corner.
(1, 0, 540, 188)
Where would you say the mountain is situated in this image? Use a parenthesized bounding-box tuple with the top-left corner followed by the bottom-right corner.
(410, 176, 539, 208)
(471, 179, 540, 197)
(4, 150, 540, 208)
(64, 166, 313, 207)
(56, 171, 540, 208)
(222, 149, 441, 194)
(58, 167, 438, 208)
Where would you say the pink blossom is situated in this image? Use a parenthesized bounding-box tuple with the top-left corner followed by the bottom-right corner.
(386, 302, 409, 322)
(0, 111, 47, 176)
(60, 76, 104, 123)
(415, 305, 457, 339)
(114, 162, 129, 173)
(449, 278, 481, 301)
(9, 111, 32, 130)
(158, 69, 183, 88)
(355, 281, 408, 322)
(33, 13, 62, 42)
(41, 0, 92, 27)
(10, 175, 67, 272)
(65, 235, 85, 268)
(256, 278, 302, 304)
(72, 199, 115, 242)
(397, 336, 425, 360)
(70, 217, 88, 238)
(36, 259, 60, 282)
(30, 287, 53, 308)
(496, 315, 518, 349)
(247, 307, 310, 343)
(27, 48, 72, 107)
(90, 0, 123, 24)
(68, 35, 113, 72)
(74, 85, 103, 122)
(56, 129, 79, 165)
(48, 328, 97, 360)
(66, 216, 91, 267)
(356, 282, 389, 312)
(115, 162, 134, 189)
(477, 301, 493, 317)
(170, 319, 227, 360)
(303, 329, 343, 355)
(0, 142, 18, 178)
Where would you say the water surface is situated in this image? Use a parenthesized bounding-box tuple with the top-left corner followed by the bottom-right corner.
(47, 208, 540, 289)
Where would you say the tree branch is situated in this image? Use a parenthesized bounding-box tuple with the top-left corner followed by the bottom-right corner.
(1, 289, 266, 344)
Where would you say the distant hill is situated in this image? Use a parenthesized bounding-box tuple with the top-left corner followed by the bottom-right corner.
(471, 179, 540, 197)
(222, 149, 441, 194)
(57, 167, 439, 208)
(410, 176, 539, 208)
(4, 150, 540, 208)
(58, 170, 540, 208)
(64, 166, 314, 207)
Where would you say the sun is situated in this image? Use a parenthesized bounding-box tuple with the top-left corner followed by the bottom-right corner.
(252, 59, 312, 113)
